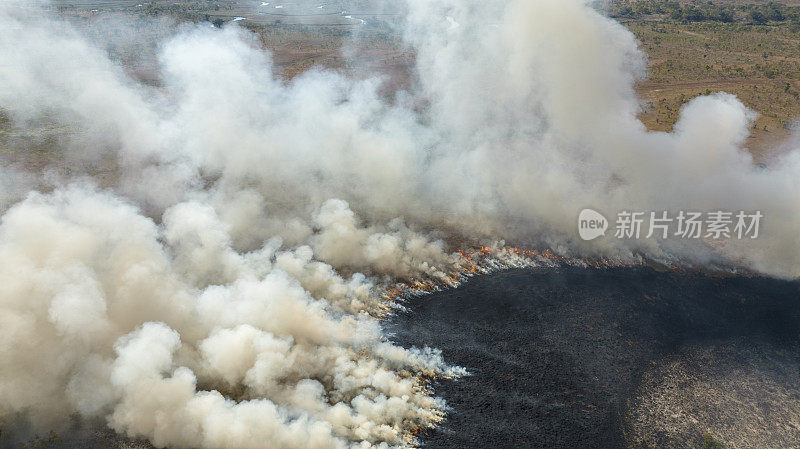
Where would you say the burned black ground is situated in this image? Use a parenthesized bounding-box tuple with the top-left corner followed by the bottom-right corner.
(390, 267, 800, 449)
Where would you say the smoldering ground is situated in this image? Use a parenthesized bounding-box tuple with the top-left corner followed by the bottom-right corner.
(1, 0, 800, 448)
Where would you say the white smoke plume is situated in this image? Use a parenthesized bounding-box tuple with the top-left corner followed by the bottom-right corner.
(0, 185, 460, 448)
(1, 0, 799, 447)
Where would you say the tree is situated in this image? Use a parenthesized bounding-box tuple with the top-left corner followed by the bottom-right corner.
(766, 5, 784, 22)
(716, 9, 734, 23)
(617, 6, 634, 18)
(684, 6, 706, 22)
(750, 10, 767, 25)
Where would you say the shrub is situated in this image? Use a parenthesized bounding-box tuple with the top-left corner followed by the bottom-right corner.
(701, 433, 724, 449)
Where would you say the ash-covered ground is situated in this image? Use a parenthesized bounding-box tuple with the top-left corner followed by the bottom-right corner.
(390, 267, 800, 449)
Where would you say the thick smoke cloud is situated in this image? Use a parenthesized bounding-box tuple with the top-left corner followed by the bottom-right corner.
(0, 185, 459, 447)
(1, 0, 799, 447)
(403, 0, 800, 275)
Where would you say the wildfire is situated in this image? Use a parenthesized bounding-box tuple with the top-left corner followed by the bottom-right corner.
(375, 244, 647, 319)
